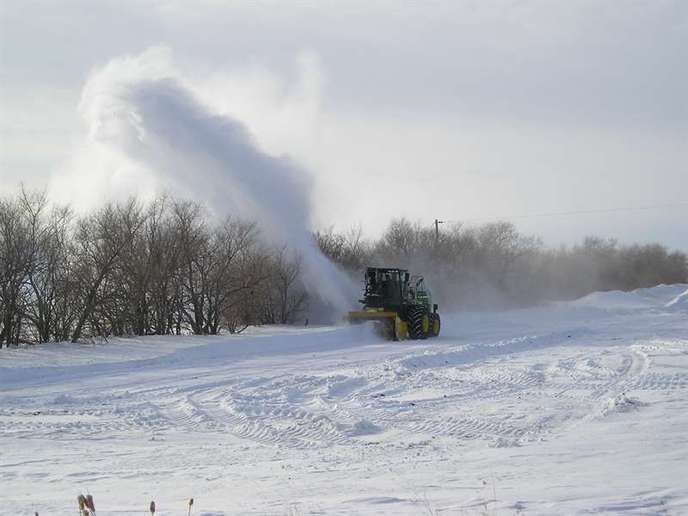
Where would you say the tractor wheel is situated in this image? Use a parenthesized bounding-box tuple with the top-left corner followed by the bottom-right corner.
(394, 315, 408, 341)
(407, 306, 429, 340)
(428, 313, 441, 337)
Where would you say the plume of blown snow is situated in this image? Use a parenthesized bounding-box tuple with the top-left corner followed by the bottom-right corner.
(76, 47, 355, 311)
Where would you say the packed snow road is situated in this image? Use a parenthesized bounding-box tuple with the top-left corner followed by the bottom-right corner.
(1, 285, 688, 515)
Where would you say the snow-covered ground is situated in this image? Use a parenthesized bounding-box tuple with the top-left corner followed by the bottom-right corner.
(2, 285, 688, 515)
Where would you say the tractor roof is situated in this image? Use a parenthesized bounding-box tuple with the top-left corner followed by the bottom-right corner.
(366, 267, 409, 274)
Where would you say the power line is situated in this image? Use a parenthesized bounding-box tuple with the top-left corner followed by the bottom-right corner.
(441, 201, 688, 224)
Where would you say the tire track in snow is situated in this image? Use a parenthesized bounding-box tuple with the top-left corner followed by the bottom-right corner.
(5, 332, 686, 450)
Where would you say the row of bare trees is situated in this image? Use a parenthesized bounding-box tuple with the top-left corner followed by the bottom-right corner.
(316, 219, 688, 310)
(0, 191, 307, 347)
(3, 189, 685, 346)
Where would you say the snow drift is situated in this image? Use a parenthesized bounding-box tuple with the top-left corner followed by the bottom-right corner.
(568, 283, 688, 312)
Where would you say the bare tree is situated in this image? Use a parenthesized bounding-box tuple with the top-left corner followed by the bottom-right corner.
(70, 200, 145, 342)
(263, 247, 308, 325)
(145, 198, 183, 335)
(207, 219, 269, 334)
(0, 197, 32, 346)
(315, 224, 369, 274)
(173, 200, 212, 335)
(19, 190, 73, 343)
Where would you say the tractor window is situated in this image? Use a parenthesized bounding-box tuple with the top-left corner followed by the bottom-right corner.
(381, 279, 390, 298)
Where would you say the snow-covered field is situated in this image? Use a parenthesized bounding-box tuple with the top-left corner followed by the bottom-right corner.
(2, 285, 688, 515)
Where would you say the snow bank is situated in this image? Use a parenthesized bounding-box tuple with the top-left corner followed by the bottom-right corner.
(666, 288, 688, 310)
(569, 284, 688, 312)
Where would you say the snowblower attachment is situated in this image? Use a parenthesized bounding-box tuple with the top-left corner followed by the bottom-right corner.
(347, 267, 440, 341)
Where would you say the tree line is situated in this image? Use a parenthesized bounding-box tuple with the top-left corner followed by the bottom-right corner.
(2, 191, 686, 347)
(0, 191, 307, 347)
(316, 218, 688, 310)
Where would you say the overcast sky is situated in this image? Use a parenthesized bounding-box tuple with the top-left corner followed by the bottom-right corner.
(1, 0, 686, 249)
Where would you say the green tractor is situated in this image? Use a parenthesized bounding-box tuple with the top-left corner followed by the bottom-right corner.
(347, 267, 441, 341)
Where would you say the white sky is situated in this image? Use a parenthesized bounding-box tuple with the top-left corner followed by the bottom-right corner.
(1, 0, 686, 250)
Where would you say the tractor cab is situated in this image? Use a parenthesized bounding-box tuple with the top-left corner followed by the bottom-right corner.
(360, 267, 409, 312)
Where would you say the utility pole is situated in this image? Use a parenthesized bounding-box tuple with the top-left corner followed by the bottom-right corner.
(434, 219, 444, 242)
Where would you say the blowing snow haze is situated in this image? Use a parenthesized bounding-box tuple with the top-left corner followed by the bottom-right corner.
(76, 49, 355, 310)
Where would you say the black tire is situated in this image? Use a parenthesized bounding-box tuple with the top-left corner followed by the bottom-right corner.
(428, 313, 441, 337)
(407, 305, 428, 340)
